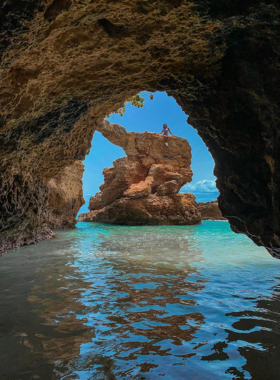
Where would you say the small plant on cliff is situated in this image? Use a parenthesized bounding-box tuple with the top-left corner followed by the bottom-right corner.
(113, 92, 154, 117)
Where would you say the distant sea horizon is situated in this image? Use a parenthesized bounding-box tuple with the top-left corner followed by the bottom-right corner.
(183, 190, 219, 203)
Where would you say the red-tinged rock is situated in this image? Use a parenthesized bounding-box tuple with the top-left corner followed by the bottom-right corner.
(79, 193, 200, 225)
(156, 180, 179, 196)
(124, 181, 151, 199)
(89, 192, 104, 211)
(80, 121, 201, 226)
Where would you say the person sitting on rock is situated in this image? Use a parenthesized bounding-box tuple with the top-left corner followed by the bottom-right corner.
(160, 123, 173, 146)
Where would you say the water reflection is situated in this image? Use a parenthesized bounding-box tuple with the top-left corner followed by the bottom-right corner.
(28, 266, 94, 363)
(0, 222, 280, 379)
(225, 283, 280, 380)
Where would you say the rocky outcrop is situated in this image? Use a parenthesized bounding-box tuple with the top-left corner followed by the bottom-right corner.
(47, 161, 85, 229)
(80, 194, 200, 226)
(1, 1, 280, 256)
(196, 200, 226, 221)
(79, 121, 200, 225)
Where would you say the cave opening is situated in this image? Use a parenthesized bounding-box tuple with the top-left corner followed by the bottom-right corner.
(1, 0, 280, 256)
(2, 1, 280, 375)
(79, 91, 219, 218)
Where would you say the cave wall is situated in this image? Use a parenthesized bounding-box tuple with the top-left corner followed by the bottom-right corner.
(47, 161, 85, 229)
(1, 0, 280, 256)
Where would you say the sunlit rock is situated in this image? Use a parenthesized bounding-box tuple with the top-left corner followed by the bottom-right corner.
(79, 121, 200, 225)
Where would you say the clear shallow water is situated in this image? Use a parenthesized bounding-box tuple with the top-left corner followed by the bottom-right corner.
(1, 221, 280, 380)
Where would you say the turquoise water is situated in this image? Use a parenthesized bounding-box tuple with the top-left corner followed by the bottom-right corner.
(1, 221, 280, 380)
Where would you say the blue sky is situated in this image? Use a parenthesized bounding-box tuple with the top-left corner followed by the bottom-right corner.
(80, 91, 218, 213)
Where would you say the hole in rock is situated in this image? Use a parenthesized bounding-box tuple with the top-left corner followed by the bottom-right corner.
(79, 91, 219, 217)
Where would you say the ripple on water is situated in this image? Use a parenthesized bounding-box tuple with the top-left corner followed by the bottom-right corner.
(0, 221, 280, 380)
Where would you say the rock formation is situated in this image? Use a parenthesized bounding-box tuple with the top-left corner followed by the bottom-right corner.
(47, 161, 85, 229)
(196, 200, 226, 221)
(79, 121, 200, 225)
(1, 1, 280, 256)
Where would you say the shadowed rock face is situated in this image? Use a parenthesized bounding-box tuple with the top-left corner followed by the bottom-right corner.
(196, 200, 226, 221)
(79, 121, 200, 225)
(1, 1, 280, 256)
(47, 161, 85, 229)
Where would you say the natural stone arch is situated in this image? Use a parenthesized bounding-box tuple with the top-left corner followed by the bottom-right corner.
(1, 0, 280, 256)
(79, 120, 201, 225)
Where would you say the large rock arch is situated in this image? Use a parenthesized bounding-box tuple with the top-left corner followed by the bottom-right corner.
(1, 0, 280, 256)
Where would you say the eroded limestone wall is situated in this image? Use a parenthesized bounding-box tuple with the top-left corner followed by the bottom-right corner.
(47, 161, 85, 229)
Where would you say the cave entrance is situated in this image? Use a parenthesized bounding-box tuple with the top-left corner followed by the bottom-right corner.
(79, 91, 218, 217)
(1, 1, 279, 255)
